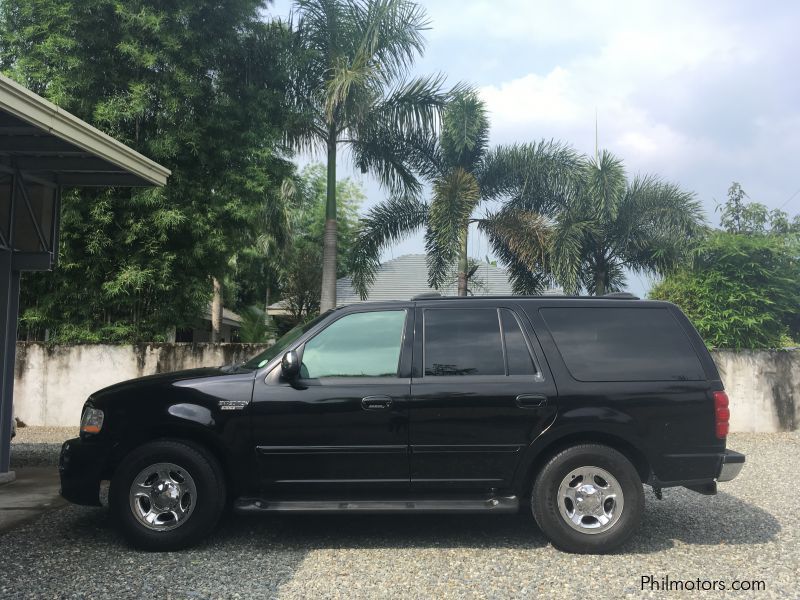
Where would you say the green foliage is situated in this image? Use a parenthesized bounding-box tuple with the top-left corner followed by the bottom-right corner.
(440, 91, 489, 172)
(718, 182, 800, 235)
(651, 184, 800, 349)
(237, 306, 275, 343)
(291, 165, 364, 270)
(350, 89, 581, 298)
(547, 151, 705, 295)
(275, 165, 364, 323)
(651, 232, 799, 349)
(1, 0, 295, 342)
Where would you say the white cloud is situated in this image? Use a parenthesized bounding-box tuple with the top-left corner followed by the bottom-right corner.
(472, 1, 800, 204)
(480, 68, 580, 124)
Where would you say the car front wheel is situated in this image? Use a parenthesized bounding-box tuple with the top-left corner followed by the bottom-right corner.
(110, 440, 226, 551)
(531, 443, 644, 553)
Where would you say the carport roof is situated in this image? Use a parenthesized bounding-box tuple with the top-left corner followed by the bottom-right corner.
(0, 74, 170, 187)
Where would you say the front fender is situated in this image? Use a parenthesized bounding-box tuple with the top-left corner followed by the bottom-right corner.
(88, 369, 256, 495)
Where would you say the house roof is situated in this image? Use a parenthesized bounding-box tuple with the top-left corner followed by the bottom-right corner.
(338, 254, 515, 303)
(202, 304, 242, 327)
(0, 74, 171, 187)
(268, 254, 561, 314)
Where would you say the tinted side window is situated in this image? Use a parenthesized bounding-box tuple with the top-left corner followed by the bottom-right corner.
(540, 307, 704, 382)
(301, 310, 406, 378)
(500, 309, 536, 376)
(424, 308, 504, 376)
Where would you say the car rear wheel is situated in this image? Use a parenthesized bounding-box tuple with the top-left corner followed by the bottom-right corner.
(110, 440, 225, 551)
(531, 444, 644, 553)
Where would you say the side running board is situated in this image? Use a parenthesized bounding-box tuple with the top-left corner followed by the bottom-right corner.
(233, 495, 519, 514)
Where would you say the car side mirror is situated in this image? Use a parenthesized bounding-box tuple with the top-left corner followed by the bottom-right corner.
(281, 350, 300, 381)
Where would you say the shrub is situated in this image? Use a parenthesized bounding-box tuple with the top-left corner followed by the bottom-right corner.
(650, 232, 799, 349)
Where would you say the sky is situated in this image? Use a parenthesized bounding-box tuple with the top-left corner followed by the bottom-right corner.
(268, 0, 800, 295)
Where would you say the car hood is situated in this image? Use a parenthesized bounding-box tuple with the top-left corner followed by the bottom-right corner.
(88, 366, 255, 409)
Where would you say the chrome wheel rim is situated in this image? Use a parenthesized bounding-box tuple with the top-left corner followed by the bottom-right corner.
(129, 462, 197, 532)
(557, 466, 624, 534)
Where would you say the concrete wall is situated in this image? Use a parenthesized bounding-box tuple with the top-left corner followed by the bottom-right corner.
(12, 343, 799, 432)
(13, 343, 269, 427)
(711, 350, 799, 433)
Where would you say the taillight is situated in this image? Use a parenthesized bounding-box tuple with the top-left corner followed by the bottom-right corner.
(713, 391, 730, 439)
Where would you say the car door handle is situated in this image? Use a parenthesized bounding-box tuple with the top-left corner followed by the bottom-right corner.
(515, 394, 547, 409)
(361, 395, 393, 410)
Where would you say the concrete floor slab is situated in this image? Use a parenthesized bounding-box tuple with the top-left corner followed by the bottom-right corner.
(0, 466, 65, 534)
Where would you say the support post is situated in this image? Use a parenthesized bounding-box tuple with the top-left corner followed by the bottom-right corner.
(0, 248, 19, 480)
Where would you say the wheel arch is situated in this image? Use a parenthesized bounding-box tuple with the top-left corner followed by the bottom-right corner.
(105, 425, 237, 497)
(516, 430, 651, 496)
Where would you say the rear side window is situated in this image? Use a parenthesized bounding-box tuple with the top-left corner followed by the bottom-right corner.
(423, 308, 539, 377)
(424, 308, 504, 376)
(540, 307, 704, 382)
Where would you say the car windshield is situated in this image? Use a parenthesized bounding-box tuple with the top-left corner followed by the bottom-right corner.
(240, 310, 332, 370)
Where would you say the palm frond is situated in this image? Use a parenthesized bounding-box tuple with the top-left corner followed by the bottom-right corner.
(479, 208, 555, 294)
(288, 0, 441, 165)
(370, 73, 448, 137)
(479, 140, 582, 214)
(549, 211, 593, 295)
(293, 0, 356, 60)
(352, 0, 430, 84)
(348, 125, 422, 195)
(440, 87, 489, 172)
(424, 226, 455, 291)
(612, 174, 706, 276)
(345, 73, 448, 194)
(349, 194, 429, 298)
(325, 56, 375, 122)
(479, 209, 551, 272)
(584, 149, 626, 220)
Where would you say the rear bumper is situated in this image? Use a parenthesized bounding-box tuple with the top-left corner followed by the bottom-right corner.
(650, 448, 745, 491)
(717, 449, 745, 482)
(59, 437, 108, 506)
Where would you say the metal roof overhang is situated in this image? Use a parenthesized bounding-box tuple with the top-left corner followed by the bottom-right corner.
(0, 74, 170, 187)
(0, 74, 171, 481)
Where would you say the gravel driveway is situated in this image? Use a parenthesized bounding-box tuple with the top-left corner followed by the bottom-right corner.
(1, 431, 796, 599)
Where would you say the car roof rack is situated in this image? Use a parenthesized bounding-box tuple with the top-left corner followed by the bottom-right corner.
(411, 292, 442, 300)
(603, 292, 640, 300)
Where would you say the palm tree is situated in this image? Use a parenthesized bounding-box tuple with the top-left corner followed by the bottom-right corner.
(286, 0, 449, 311)
(350, 89, 581, 297)
(546, 151, 706, 295)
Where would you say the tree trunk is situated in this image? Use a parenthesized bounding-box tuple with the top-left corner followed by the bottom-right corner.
(211, 276, 223, 342)
(320, 130, 338, 313)
(594, 270, 605, 296)
(457, 227, 469, 297)
(264, 285, 271, 327)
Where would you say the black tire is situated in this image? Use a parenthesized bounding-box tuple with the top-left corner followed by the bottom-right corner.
(110, 440, 226, 551)
(531, 444, 644, 554)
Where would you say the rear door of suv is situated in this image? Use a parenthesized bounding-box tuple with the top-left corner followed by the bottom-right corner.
(528, 300, 721, 485)
(409, 300, 557, 490)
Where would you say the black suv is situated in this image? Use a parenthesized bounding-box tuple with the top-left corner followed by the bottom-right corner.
(60, 296, 744, 553)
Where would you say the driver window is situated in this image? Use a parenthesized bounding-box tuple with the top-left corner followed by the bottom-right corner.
(300, 310, 407, 378)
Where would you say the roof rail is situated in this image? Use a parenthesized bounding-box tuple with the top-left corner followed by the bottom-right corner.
(411, 292, 442, 300)
(603, 292, 640, 300)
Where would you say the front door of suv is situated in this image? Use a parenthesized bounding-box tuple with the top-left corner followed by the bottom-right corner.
(251, 307, 413, 492)
(410, 302, 557, 490)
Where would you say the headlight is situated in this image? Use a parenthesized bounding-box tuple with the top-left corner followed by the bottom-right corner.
(80, 406, 104, 434)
